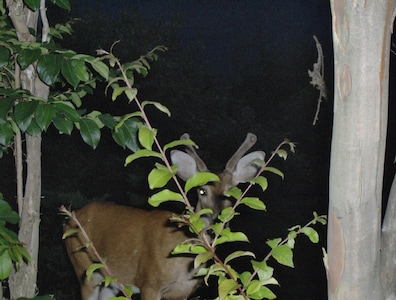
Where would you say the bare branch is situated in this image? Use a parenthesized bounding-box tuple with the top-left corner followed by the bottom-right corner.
(39, 0, 49, 42)
(308, 35, 327, 125)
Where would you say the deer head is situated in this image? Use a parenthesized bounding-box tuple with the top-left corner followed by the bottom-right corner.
(171, 132, 265, 221)
(63, 133, 265, 300)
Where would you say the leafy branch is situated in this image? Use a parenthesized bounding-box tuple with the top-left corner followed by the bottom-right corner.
(60, 205, 133, 299)
(68, 45, 327, 299)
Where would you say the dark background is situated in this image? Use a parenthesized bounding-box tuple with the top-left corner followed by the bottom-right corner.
(0, 1, 394, 299)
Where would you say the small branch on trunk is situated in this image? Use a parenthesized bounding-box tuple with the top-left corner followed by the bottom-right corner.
(308, 35, 327, 126)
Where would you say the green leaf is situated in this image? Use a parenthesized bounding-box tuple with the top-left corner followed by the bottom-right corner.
(22, 0, 40, 10)
(111, 86, 128, 101)
(190, 244, 207, 254)
(250, 176, 268, 192)
(218, 278, 239, 300)
(0, 47, 11, 68)
(172, 243, 194, 255)
(163, 138, 197, 152)
(148, 165, 175, 189)
(184, 172, 220, 193)
(215, 228, 249, 246)
(86, 110, 105, 129)
(54, 101, 80, 122)
(35, 104, 56, 131)
(0, 98, 14, 124)
(124, 149, 162, 166)
(148, 189, 184, 207)
(61, 59, 80, 89)
(247, 283, 277, 300)
(224, 186, 242, 199)
(70, 92, 82, 107)
(18, 48, 41, 69)
(272, 245, 294, 268)
(0, 200, 19, 224)
(251, 260, 274, 281)
(287, 231, 296, 249)
(240, 271, 252, 286)
(263, 167, 284, 179)
(217, 207, 237, 223)
(142, 101, 171, 117)
(14, 101, 38, 132)
(71, 59, 90, 82)
(112, 121, 140, 151)
(116, 118, 140, 152)
(62, 228, 79, 239)
(26, 119, 41, 136)
(85, 58, 109, 80)
(104, 275, 117, 287)
(0, 250, 12, 280)
(98, 113, 117, 129)
(86, 263, 104, 280)
(300, 227, 319, 243)
(266, 238, 281, 249)
(53, 116, 73, 135)
(276, 149, 288, 160)
(0, 123, 13, 147)
(125, 88, 138, 102)
(138, 126, 155, 150)
(79, 118, 100, 149)
(51, 0, 71, 11)
(194, 250, 214, 269)
(9, 243, 31, 264)
(240, 197, 266, 211)
(224, 251, 255, 265)
(37, 54, 61, 86)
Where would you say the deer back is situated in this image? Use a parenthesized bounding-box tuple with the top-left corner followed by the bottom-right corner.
(64, 133, 265, 300)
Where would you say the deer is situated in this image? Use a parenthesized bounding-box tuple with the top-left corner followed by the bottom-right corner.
(63, 133, 265, 300)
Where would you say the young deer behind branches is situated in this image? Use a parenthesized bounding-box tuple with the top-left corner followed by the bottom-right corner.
(63, 133, 265, 300)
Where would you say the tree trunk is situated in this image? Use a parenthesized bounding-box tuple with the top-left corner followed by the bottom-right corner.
(381, 174, 396, 299)
(327, 1, 395, 299)
(6, 1, 48, 298)
(8, 135, 42, 298)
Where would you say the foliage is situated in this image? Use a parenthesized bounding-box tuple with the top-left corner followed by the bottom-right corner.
(0, 193, 30, 280)
(1, 0, 327, 298)
(62, 44, 327, 299)
(0, 5, 159, 157)
(0, 0, 164, 297)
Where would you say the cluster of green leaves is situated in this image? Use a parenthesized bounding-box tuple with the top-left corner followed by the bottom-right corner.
(0, 193, 31, 281)
(88, 50, 327, 300)
(165, 143, 327, 300)
(61, 45, 328, 299)
(0, 9, 167, 157)
(127, 131, 326, 299)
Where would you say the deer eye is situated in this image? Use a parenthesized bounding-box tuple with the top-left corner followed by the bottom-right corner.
(197, 188, 206, 196)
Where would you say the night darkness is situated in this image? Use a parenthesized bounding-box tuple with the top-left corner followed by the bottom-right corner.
(2, 1, 395, 299)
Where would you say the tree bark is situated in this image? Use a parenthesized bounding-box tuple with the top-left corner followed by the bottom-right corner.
(6, 1, 48, 298)
(8, 135, 42, 298)
(381, 174, 396, 299)
(327, 0, 395, 299)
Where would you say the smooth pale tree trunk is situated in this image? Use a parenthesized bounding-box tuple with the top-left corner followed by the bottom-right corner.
(6, 1, 48, 298)
(381, 174, 396, 299)
(327, 0, 395, 299)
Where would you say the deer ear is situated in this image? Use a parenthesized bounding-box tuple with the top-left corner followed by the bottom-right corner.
(232, 151, 265, 186)
(170, 150, 198, 181)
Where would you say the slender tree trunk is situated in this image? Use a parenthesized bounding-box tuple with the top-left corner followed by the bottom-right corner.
(9, 135, 42, 298)
(327, 0, 395, 299)
(6, 1, 48, 297)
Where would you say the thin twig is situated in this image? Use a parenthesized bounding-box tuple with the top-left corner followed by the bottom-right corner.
(60, 206, 132, 299)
